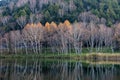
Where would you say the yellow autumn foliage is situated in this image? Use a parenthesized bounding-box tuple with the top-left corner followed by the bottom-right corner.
(50, 22, 57, 28)
(64, 20, 71, 26)
(64, 20, 72, 32)
(37, 22, 43, 27)
(23, 20, 72, 33)
(45, 22, 50, 31)
(24, 22, 43, 30)
(58, 23, 64, 29)
(24, 23, 30, 29)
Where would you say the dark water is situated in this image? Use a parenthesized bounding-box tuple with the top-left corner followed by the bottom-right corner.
(0, 59, 120, 80)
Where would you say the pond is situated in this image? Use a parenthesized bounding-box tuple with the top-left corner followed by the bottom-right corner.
(0, 59, 120, 80)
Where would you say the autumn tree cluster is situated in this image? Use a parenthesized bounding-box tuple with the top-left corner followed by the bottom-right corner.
(1, 19, 120, 54)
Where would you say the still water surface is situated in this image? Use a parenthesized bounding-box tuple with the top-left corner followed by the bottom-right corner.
(0, 59, 120, 80)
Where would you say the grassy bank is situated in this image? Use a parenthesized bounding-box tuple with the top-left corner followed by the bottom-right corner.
(1, 53, 120, 61)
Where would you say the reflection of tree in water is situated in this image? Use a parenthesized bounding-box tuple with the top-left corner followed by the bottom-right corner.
(0, 60, 120, 80)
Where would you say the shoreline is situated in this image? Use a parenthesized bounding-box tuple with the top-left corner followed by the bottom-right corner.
(1, 53, 120, 61)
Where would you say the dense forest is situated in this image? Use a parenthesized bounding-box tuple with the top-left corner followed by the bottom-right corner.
(0, 0, 120, 32)
(0, 0, 120, 54)
(0, 20, 120, 54)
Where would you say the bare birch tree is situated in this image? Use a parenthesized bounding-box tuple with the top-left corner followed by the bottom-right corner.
(29, 0, 37, 13)
(72, 23, 83, 54)
(16, 16, 27, 29)
(23, 23, 44, 54)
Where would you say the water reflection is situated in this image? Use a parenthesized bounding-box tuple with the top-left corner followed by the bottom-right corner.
(0, 59, 120, 80)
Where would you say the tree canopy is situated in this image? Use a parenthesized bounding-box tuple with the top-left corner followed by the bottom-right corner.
(0, 0, 120, 32)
